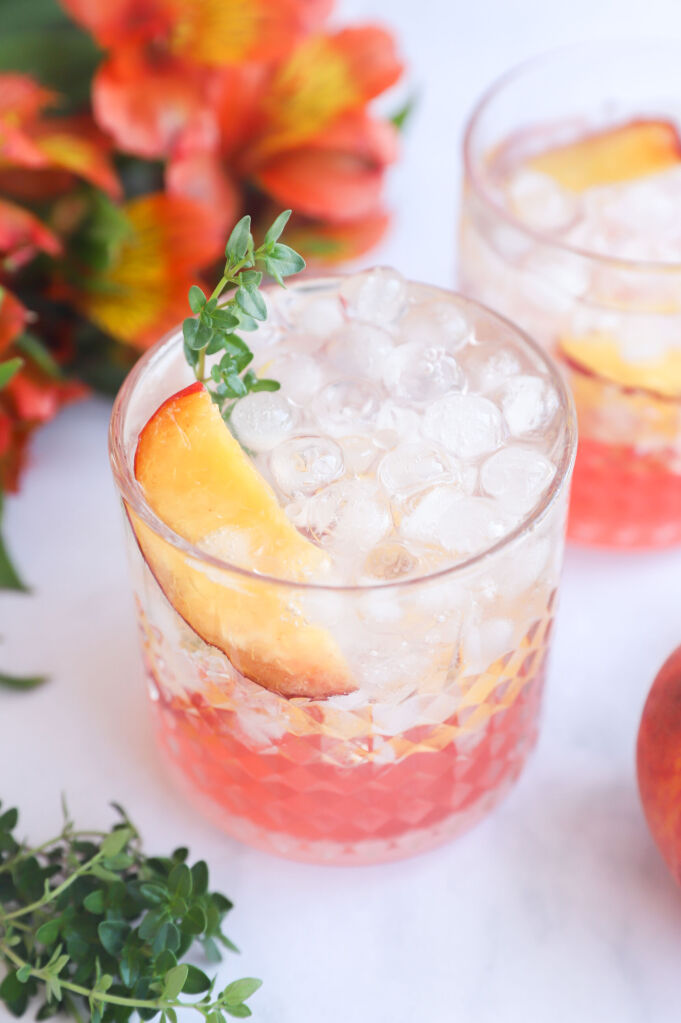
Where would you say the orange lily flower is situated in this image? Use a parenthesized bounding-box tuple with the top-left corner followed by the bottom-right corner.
(0, 73, 120, 199)
(0, 287, 27, 353)
(68, 193, 225, 347)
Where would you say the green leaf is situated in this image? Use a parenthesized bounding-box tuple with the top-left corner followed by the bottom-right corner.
(183, 903, 207, 935)
(391, 93, 417, 131)
(206, 332, 226, 356)
(239, 270, 263, 291)
(202, 937, 222, 963)
(36, 919, 61, 945)
(140, 881, 167, 905)
(225, 1006, 252, 1019)
(268, 243, 305, 278)
(221, 978, 262, 1007)
(264, 209, 292, 247)
(100, 826, 132, 858)
(188, 286, 206, 314)
(210, 308, 240, 329)
(0, 489, 28, 592)
(83, 889, 106, 913)
(182, 318, 199, 345)
(235, 286, 267, 321)
(189, 320, 212, 352)
(0, 970, 29, 1016)
(224, 373, 248, 399)
(191, 860, 209, 895)
(225, 216, 252, 262)
(93, 974, 113, 994)
(15, 965, 31, 984)
(155, 949, 177, 974)
(0, 807, 18, 831)
(162, 964, 188, 1001)
(0, 671, 48, 691)
(97, 919, 129, 956)
(15, 333, 62, 379)
(249, 378, 280, 393)
(168, 863, 192, 899)
(0, 357, 23, 390)
(183, 964, 211, 994)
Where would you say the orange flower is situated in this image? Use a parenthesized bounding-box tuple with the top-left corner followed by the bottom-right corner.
(0, 73, 120, 198)
(68, 193, 225, 347)
(0, 361, 85, 491)
(63, 0, 403, 261)
(0, 198, 61, 268)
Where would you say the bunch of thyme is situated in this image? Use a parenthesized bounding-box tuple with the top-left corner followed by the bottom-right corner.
(0, 800, 260, 1022)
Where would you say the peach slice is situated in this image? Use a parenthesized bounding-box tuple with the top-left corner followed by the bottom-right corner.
(529, 120, 681, 192)
(130, 382, 354, 699)
(560, 333, 681, 399)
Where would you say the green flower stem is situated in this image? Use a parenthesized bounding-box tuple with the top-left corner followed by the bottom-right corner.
(0, 943, 214, 1019)
(0, 830, 114, 876)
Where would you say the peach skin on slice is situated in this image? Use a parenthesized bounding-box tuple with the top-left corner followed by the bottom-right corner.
(529, 120, 681, 192)
(130, 382, 354, 699)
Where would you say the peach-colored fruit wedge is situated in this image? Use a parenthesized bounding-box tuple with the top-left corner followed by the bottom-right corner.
(529, 120, 681, 192)
(560, 333, 681, 399)
(637, 645, 681, 885)
(130, 382, 354, 699)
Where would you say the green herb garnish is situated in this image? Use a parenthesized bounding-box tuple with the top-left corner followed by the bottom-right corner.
(0, 799, 261, 1021)
(183, 210, 306, 422)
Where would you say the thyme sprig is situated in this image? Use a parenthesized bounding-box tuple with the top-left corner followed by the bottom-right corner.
(182, 210, 305, 421)
(0, 800, 260, 1022)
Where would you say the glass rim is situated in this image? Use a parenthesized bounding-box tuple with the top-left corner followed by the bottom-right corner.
(108, 275, 577, 594)
(463, 38, 681, 276)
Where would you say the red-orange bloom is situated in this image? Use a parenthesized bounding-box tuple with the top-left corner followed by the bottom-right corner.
(0, 198, 61, 268)
(0, 287, 27, 353)
(0, 73, 120, 198)
(68, 193, 225, 348)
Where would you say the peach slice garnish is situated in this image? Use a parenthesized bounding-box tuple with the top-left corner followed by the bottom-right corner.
(130, 382, 354, 699)
(529, 120, 681, 192)
(560, 333, 681, 399)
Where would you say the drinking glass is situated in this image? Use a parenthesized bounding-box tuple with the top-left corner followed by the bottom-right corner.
(460, 42, 681, 548)
(109, 277, 576, 865)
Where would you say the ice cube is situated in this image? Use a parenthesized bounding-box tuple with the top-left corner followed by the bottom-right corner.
(290, 293, 345, 337)
(373, 401, 422, 449)
(270, 436, 345, 497)
(258, 352, 325, 406)
(340, 268, 407, 326)
(480, 446, 556, 513)
(340, 435, 377, 475)
(361, 540, 423, 582)
(382, 341, 463, 402)
(423, 393, 504, 459)
(499, 374, 559, 437)
(287, 479, 392, 552)
(378, 442, 459, 505)
(400, 301, 473, 351)
(461, 342, 523, 393)
(326, 322, 395, 379)
(508, 168, 579, 231)
(401, 489, 513, 558)
(311, 379, 380, 435)
(230, 392, 297, 451)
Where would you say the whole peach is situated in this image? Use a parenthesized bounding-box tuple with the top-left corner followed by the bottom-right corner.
(637, 645, 681, 883)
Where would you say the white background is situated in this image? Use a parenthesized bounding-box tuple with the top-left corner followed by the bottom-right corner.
(3, 1, 681, 1021)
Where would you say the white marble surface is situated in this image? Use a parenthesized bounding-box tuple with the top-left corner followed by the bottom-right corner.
(3, 1, 681, 1020)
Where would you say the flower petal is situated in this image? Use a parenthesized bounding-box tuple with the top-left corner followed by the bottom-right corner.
(0, 198, 61, 266)
(0, 73, 56, 120)
(73, 193, 224, 346)
(168, 0, 333, 65)
(256, 146, 386, 222)
(58, 0, 169, 47)
(166, 151, 240, 233)
(285, 212, 390, 263)
(32, 118, 121, 197)
(93, 49, 216, 159)
(0, 288, 26, 353)
(252, 25, 403, 157)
